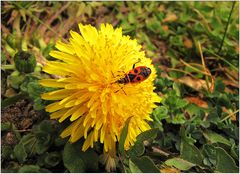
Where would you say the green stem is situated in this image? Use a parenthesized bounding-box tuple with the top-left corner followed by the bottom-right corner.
(218, 1, 236, 53)
(1, 64, 15, 70)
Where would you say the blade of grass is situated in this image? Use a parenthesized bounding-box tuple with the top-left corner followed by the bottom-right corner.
(197, 41, 211, 93)
(218, 1, 236, 53)
(205, 49, 238, 71)
(169, 68, 198, 79)
(180, 59, 211, 76)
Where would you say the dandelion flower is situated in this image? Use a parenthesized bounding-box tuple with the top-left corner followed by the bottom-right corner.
(40, 23, 161, 169)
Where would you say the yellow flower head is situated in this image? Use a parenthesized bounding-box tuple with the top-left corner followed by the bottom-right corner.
(40, 23, 161, 156)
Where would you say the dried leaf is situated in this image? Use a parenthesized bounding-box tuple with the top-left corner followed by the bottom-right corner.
(4, 88, 17, 97)
(162, 25, 169, 31)
(176, 76, 212, 92)
(185, 97, 208, 109)
(7, 10, 18, 25)
(163, 13, 178, 23)
(160, 167, 181, 173)
(222, 107, 237, 121)
(158, 5, 165, 12)
(222, 79, 238, 88)
(183, 37, 193, 48)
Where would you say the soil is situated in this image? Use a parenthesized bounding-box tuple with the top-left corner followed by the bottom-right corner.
(1, 99, 43, 146)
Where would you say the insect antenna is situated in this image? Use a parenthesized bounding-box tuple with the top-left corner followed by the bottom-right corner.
(132, 58, 141, 69)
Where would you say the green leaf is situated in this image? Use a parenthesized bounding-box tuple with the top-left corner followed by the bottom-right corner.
(203, 130, 231, 146)
(180, 139, 204, 166)
(173, 82, 182, 97)
(153, 106, 168, 120)
(202, 144, 217, 165)
(38, 120, 53, 133)
(121, 20, 136, 34)
(63, 142, 85, 172)
(171, 113, 186, 124)
(18, 165, 40, 173)
(175, 98, 189, 109)
(13, 143, 27, 163)
(213, 78, 225, 93)
(127, 128, 158, 157)
(118, 117, 131, 156)
(20, 134, 36, 154)
(136, 128, 158, 142)
(54, 137, 68, 147)
(39, 168, 52, 173)
(2, 145, 13, 160)
(186, 104, 205, 117)
(27, 81, 45, 98)
(215, 147, 239, 173)
(75, 146, 99, 172)
(20, 75, 39, 92)
(7, 72, 25, 89)
(153, 106, 169, 131)
(146, 18, 161, 33)
(129, 159, 142, 173)
(37, 154, 45, 167)
(1, 122, 11, 131)
(63, 141, 99, 172)
(35, 133, 51, 154)
(128, 12, 137, 23)
(127, 141, 145, 157)
(165, 157, 196, 171)
(44, 152, 61, 167)
(131, 156, 159, 173)
(33, 97, 46, 110)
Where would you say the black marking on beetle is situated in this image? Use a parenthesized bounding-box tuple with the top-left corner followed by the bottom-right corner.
(134, 69, 138, 73)
(136, 77, 141, 81)
(139, 67, 151, 78)
(128, 74, 136, 81)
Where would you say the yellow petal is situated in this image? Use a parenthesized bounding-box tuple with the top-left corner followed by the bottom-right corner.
(70, 105, 88, 121)
(75, 93, 90, 105)
(70, 126, 84, 143)
(50, 109, 68, 119)
(59, 106, 79, 123)
(79, 24, 98, 44)
(70, 117, 84, 142)
(39, 79, 66, 88)
(82, 131, 94, 151)
(55, 40, 75, 55)
(42, 89, 76, 101)
(100, 125, 107, 143)
(60, 122, 76, 138)
(49, 50, 80, 63)
(45, 102, 63, 112)
(69, 30, 85, 44)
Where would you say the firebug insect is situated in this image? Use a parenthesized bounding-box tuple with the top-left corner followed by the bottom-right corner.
(116, 61, 151, 84)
